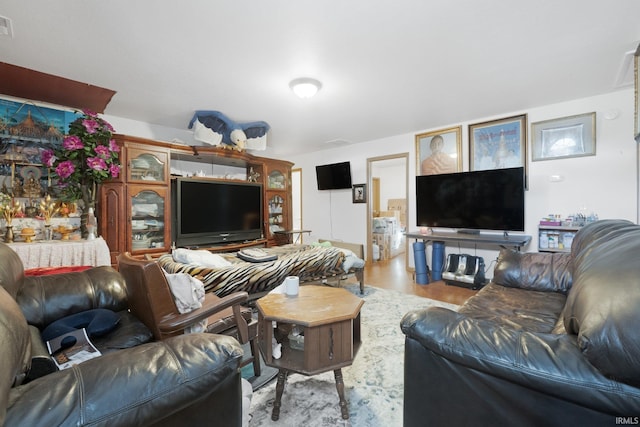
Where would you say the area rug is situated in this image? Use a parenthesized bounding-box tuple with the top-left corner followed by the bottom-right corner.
(248, 284, 459, 427)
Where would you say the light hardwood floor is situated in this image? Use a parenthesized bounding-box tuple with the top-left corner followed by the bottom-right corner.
(362, 252, 477, 306)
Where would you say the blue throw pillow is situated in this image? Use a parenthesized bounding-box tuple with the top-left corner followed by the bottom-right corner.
(42, 308, 120, 342)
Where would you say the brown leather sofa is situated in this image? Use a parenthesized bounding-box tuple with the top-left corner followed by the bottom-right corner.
(0, 241, 244, 427)
(401, 220, 640, 426)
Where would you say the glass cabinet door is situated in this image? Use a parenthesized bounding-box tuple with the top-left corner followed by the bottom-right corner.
(130, 187, 167, 252)
(127, 148, 167, 183)
(267, 194, 285, 236)
(267, 170, 286, 189)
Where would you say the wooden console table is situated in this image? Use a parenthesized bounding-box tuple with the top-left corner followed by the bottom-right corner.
(8, 237, 112, 269)
(406, 230, 531, 251)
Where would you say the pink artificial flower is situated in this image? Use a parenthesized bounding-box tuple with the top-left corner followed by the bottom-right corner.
(86, 157, 107, 171)
(55, 160, 75, 179)
(62, 135, 84, 150)
(41, 149, 57, 167)
(108, 139, 120, 153)
(103, 120, 115, 132)
(82, 119, 100, 134)
(109, 163, 121, 178)
(82, 109, 98, 118)
(94, 145, 110, 158)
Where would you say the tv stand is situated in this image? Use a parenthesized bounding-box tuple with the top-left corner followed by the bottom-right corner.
(191, 238, 268, 254)
(407, 231, 531, 251)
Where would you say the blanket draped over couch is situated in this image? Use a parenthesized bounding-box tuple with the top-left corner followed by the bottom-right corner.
(158, 243, 364, 297)
(401, 219, 640, 426)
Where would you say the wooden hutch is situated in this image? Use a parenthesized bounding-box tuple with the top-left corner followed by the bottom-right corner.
(99, 134, 293, 265)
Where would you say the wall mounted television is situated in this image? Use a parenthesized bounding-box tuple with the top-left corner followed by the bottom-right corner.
(416, 167, 525, 232)
(315, 161, 353, 190)
(171, 178, 263, 247)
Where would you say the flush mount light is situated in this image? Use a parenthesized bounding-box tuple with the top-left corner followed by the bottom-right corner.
(289, 77, 322, 99)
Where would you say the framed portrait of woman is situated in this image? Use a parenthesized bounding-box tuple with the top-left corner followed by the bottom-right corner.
(415, 126, 462, 176)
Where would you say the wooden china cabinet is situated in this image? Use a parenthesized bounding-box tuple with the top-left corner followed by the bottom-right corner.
(260, 157, 293, 246)
(99, 135, 171, 265)
(99, 134, 293, 266)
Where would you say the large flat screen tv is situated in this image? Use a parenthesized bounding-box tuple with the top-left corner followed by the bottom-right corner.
(315, 161, 352, 190)
(416, 166, 525, 232)
(171, 178, 263, 247)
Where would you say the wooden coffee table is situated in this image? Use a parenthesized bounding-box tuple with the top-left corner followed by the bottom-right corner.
(256, 285, 364, 421)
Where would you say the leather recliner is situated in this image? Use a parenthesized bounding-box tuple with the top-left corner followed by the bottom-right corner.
(0, 241, 244, 427)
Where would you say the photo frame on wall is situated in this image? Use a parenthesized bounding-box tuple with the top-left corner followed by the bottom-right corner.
(531, 112, 596, 161)
(415, 126, 462, 176)
(469, 114, 527, 172)
(352, 183, 366, 203)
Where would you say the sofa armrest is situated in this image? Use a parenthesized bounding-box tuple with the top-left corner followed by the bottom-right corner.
(401, 307, 640, 415)
(6, 333, 243, 427)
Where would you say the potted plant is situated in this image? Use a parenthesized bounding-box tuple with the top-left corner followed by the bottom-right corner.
(41, 110, 121, 237)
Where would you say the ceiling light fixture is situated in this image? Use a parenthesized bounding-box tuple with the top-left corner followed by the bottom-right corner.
(289, 77, 322, 99)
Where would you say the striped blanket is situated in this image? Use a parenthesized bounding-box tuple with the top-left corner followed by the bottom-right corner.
(157, 244, 347, 297)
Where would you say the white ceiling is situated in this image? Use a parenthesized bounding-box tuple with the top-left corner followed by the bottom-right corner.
(1, 1, 639, 157)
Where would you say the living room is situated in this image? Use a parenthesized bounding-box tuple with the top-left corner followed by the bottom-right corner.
(2, 2, 640, 426)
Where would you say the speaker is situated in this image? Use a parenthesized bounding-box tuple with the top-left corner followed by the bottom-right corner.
(442, 253, 486, 289)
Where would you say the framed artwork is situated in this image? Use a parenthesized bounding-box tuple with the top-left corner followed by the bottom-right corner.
(469, 114, 527, 172)
(415, 126, 462, 176)
(352, 183, 366, 203)
(531, 112, 596, 161)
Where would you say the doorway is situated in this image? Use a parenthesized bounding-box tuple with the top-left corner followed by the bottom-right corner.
(291, 168, 304, 242)
(366, 153, 409, 270)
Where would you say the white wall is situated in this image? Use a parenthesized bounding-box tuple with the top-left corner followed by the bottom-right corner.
(101, 88, 637, 278)
(287, 89, 638, 277)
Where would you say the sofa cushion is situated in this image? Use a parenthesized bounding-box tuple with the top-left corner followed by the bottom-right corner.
(563, 220, 640, 386)
(493, 249, 572, 294)
(458, 283, 567, 333)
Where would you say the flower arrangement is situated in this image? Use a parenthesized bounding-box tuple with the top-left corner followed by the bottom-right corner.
(41, 110, 120, 209)
(0, 199, 22, 226)
(39, 194, 59, 225)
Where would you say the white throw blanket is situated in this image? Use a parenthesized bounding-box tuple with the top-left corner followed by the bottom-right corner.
(164, 272, 207, 333)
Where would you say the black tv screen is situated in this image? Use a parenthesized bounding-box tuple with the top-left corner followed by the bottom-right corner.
(315, 161, 352, 190)
(416, 167, 525, 232)
(171, 178, 263, 247)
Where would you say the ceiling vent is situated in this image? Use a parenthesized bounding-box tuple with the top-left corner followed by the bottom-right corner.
(614, 48, 636, 88)
(0, 16, 13, 38)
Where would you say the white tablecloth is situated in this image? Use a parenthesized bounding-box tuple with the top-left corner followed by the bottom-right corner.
(8, 237, 111, 269)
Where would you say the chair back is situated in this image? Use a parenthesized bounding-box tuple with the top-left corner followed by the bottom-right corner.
(117, 252, 179, 340)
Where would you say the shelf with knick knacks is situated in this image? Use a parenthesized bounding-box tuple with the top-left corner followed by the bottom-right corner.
(1, 195, 81, 243)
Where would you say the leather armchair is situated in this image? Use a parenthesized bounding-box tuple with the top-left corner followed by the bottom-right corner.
(0, 242, 244, 426)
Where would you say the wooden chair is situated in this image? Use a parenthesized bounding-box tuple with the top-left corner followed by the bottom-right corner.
(117, 252, 260, 376)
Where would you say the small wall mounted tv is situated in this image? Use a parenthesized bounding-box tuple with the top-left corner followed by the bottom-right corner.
(416, 167, 525, 232)
(315, 161, 353, 190)
(171, 178, 263, 247)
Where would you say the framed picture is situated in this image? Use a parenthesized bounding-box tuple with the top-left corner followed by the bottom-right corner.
(415, 126, 462, 176)
(469, 114, 527, 171)
(352, 183, 366, 203)
(531, 112, 596, 161)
